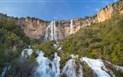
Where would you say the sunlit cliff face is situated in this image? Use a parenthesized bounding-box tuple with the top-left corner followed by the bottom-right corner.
(16, 1, 123, 41)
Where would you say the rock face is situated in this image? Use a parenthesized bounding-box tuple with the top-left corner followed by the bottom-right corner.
(16, 1, 123, 41)
(17, 18, 49, 40)
(97, 6, 114, 22)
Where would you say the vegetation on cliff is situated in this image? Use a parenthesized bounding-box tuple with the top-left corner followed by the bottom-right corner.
(0, 17, 32, 73)
(30, 14, 123, 77)
(62, 14, 123, 66)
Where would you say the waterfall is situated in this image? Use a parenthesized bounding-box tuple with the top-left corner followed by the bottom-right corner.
(10, 47, 123, 77)
(50, 21, 54, 40)
(78, 62, 83, 77)
(80, 57, 114, 77)
(44, 21, 57, 41)
(21, 45, 33, 58)
(0, 64, 11, 77)
(35, 51, 52, 77)
(70, 19, 74, 34)
(53, 21, 57, 41)
(62, 54, 78, 77)
(34, 51, 60, 77)
(105, 61, 123, 73)
(44, 25, 50, 41)
(53, 52, 60, 77)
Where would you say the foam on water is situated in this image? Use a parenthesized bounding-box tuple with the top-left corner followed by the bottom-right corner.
(81, 57, 113, 77)
(105, 61, 123, 73)
(62, 54, 78, 77)
(21, 46, 33, 58)
(14, 47, 123, 77)
(35, 51, 60, 77)
(78, 62, 83, 77)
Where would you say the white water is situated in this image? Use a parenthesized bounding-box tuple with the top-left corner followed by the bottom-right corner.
(53, 52, 61, 77)
(35, 51, 60, 77)
(62, 54, 78, 77)
(44, 21, 58, 41)
(0, 64, 11, 77)
(20, 48, 121, 77)
(0, 67, 7, 77)
(81, 57, 112, 77)
(45, 20, 75, 40)
(105, 61, 123, 72)
(78, 62, 83, 77)
(9, 46, 123, 77)
(21, 46, 33, 58)
(53, 21, 57, 41)
(61, 54, 83, 77)
(50, 21, 54, 40)
(44, 24, 50, 41)
(70, 19, 74, 34)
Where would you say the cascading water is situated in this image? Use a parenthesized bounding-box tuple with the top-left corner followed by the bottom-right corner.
(78, 62, 83, 77)
(105, 61, 123, 72)
(34, 51, 60, 77)
(34, 51, 52, 77)
(50, 21, 54, 40)
(70, 19, 74, 34)
(44, 25, 50, 41)
(80, 57, 115, 77)
(0, 64, 11, 77)
(21, 45, 33, 58)
(53, 21, 57, 41)
(45, 20, 75, 41)
(44, 21, 57, 41)
(53, 52, 60, 77)
(62, 54, 78, 77)
(3, 45, 122, 77)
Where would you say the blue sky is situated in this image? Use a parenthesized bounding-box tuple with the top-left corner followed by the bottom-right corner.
(0, 0, 117, 21)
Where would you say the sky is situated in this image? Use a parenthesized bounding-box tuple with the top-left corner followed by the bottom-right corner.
(0, 0, 117, 21)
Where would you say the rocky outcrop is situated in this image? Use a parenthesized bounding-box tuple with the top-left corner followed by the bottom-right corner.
(17, 18, 49, 40)
(97, 6, 114, 22)
(15, 0, 123, 41)
(97, 1, 123, 22)
(120, 9, 123, 14)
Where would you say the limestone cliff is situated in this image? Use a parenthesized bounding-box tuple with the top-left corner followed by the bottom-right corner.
(15, 0, 123, 41)
(17, 18, 49, 40)
(97, 1, 123, 22)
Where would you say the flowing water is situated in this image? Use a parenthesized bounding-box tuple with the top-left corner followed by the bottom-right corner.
(21, 45, 33, 58)
(45, 20, 74, 41)
(34, 51, 60, 77)
(1, 46, 123, 77)
(105, 61, 123, 72)
(44, 21, 57, 41)
(0, 64, 11, 77)
(21, 49, 121, 77)
(62, 54, 78, 77)
(78, 62, 83, 77)
(70, 19, 74, 34)
(80, 57, 115, 77)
